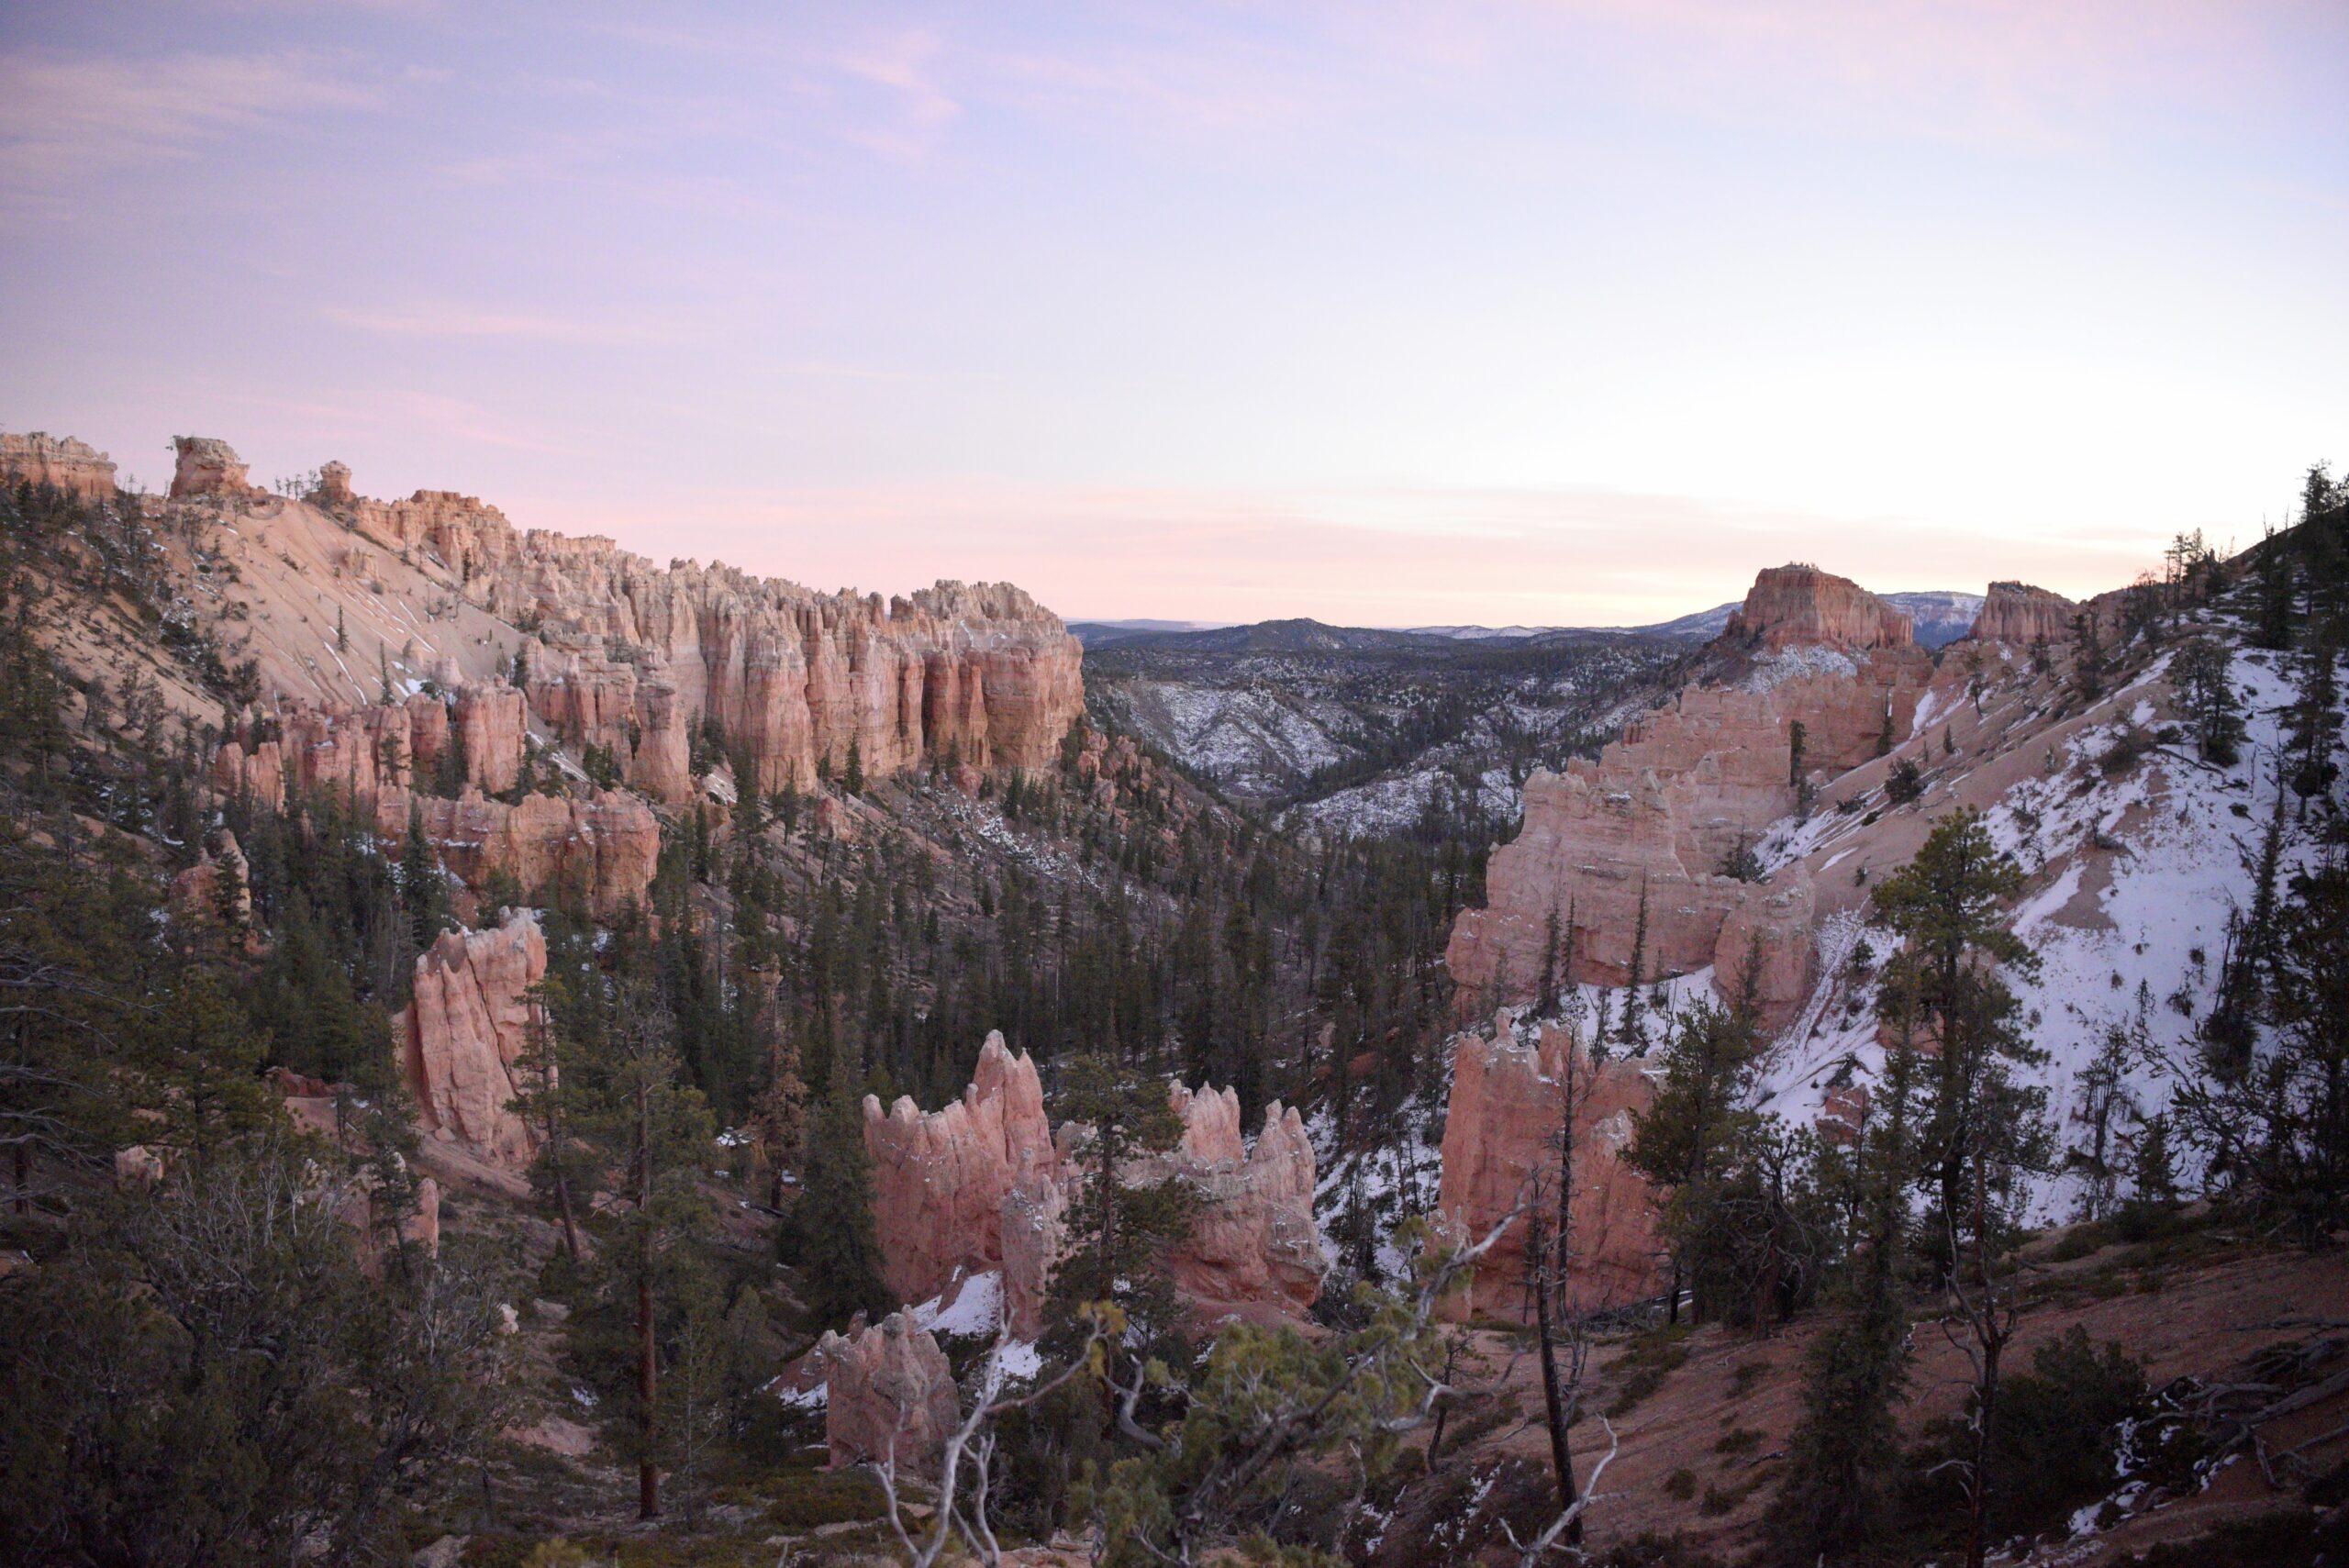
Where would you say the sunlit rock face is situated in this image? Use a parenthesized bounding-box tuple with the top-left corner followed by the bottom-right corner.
(1724, 563, 1914, 652)
(169, 435, 257, 499)
(863, 1040, 1324, 1336)
(1435, 1011, 1665, 1322)
(1447, 562, 1945, 1030)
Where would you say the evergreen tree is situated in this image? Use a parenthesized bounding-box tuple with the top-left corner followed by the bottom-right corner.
(1618, 880, 1650, 1049)
(2252, 524, 2298, 651)
(2284, 632, 2341, 812)
(399, 799, 449, 958)
(2173, 635, 2246, 765)
(792, 1068, 891, 1329)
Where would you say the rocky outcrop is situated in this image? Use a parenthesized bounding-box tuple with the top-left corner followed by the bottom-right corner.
(1445, 703, 1821, 1029)
(818, 1312, 961, 1475)
(1968, 581, 2076, 646)
(1435, 1011, 1664, 1321)
(1141, 1088, 1323, 1321)
(1, 431, 116, 501)
(480, 540, 1085, 799)
(208, 688, 655, 916)
(395, 908, 548, 1172)
(170, 436, 257, 499)
(401, 786, 659, 918)
(1448, 563, 1944, 1029)
(863, 1032, 1056, 1306)
(1724, 564, 1913, 652)
(864, 1042, 1325, 1335)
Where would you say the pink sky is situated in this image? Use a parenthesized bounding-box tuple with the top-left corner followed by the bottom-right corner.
(4, 1, 2343, 625)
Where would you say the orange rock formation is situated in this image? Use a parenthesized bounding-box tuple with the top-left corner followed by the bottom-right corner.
(817, 1311, 962, 1475)
(1, 431, 117, 501)
(1968, 580, 2077, 645)
(1436, 1011, 1664, 1320)
(863, 1036, 1324, 1335)
(1725, 563, 1914, 651)
(396, 908, 548, 1173)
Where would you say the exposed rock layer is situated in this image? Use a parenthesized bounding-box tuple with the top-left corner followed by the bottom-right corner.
(1, 431, 117, 500)
(1968, 580, 2077, 645)
(1436, 1011, 1664, 1320)
(1724, 563, 1914, 651)
(170, 436, 256, 499)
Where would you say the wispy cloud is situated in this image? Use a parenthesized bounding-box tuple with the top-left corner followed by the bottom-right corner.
(319, 301, 696, 346)
(0, 50, 382, 215)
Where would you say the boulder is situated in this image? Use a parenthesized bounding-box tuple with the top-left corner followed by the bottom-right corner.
(817, 1311, 961, 1476)
(0, 431, 116, 501)
(1435, 1013, 1664, 1321)
(395, 908, 547, 1172)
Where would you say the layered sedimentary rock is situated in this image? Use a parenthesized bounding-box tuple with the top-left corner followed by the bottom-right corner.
(1, 431, 117, 501)
(396, 908, 548, 1172)
(818, 1312, 961, 1474)
(1968, 581, 2076, 645)
(1449, 563, 1940, 1027)
(208, 687, 656, 916)
(863, 1032, 1056, 1306)
(1134, 1086, 1324, 1322)
(1725, 563, 1914, 651)
(170, 435, 257, 499)
(1436, 1011, 1664, 1321)
(1445, 716, 1821, 1028)
(497, 550, 1085, 799)
(863, 1041, 1325, 1335)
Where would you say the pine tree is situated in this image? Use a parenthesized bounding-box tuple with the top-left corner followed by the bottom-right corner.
(2252, 525, 2298, 652)
(2174, 636, 2246, 765)
(844, 737, 864, 796)
(399, 799, 450, 959)
(2284, 632, 2341, 813)
(1767, 1016, 1920, 1562)
(793, 1070, 891, 1329)
(1625, 997, 1763, 1322)
(1618, 880, 1650, 1049)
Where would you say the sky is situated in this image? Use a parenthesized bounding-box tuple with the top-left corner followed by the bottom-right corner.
(3, 2, 2344, 627)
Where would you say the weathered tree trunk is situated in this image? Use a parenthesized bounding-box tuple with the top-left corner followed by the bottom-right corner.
(637, 1075, 659, 1520)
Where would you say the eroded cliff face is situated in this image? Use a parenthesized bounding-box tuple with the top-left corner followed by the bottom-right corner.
(1, 431, 117, 501)
(1435, 1011, 1664, 1321)
(817, 1312, 961, 1475)
(493, 546, 1085, 799)
(863, 1039, 1324, 1335)
(396, 908, 548, 1173)
(208, 686, 659, 917)
(170, 435, 257, 499)
(1448, 564, 1939, 1028)
(1724, 563, 1914, 651)
(863, 1032, 1057, 1306)
(1968, 580, 2077, 645)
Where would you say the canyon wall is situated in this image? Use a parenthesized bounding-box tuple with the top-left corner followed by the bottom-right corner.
(1436, 1011, 1664, 1321)
(1, 431, 117, 501)
(863, 1038, 1324, 1336)
(1448, 564, 1932, 1026)
(209, 687, 659, 917)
